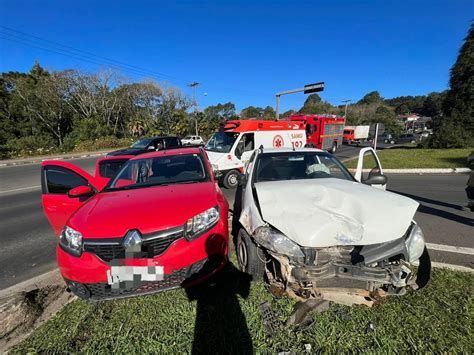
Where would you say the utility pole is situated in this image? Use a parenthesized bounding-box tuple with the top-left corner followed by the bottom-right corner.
(188, 82, 199, 135)
(374, 123, 379, 151)
(341, 99, 352, 118)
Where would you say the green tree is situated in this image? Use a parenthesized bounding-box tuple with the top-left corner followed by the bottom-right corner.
(374, 105, 401, 134)
(298, 94, 332, 114)
(429, 23, 474, 148)
(421, 92, 445, 118)
(262, 106, 276, 120)
(240, 106, 263, 119)
(200, 102, 237, 138)
(358, 91, 383, 105)
(14, 69, 72, 146)
(281, 109, 296, 118)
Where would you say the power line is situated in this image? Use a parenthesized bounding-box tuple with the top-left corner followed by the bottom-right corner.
(0, 26, 189, 83)
(0, 26, 271, 99)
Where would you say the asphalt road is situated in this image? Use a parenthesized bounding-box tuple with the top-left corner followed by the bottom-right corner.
(0, 147, 472, 290)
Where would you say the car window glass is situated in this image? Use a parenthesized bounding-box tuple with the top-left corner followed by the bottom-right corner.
(205, 131, 239, 153)
(131, 138, 152, 149)
(245, 150, 257, 176)
(167, 138, 179, 148)
(45, 167, 88, 194)
(108, 153, 209, 191)
(99, 160, 127, 178)
(254, 152, 353, 183)
(361, 151, 380, 181)
(235, 133, 255, 159)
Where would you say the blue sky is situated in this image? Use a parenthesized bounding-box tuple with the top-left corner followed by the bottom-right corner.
(0, 0, 472, 112)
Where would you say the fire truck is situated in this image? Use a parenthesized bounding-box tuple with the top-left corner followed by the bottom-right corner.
(205, 120, 305, 188)
(286, 114, 345, 153)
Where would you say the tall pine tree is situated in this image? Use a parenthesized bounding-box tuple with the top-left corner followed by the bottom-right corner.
(432, 23, 473, 147)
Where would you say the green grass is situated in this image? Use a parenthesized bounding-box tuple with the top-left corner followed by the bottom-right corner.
(12, 267, 474, 353)
(344, 148, 472, 169)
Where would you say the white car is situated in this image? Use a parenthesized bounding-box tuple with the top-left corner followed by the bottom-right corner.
(182, 136, 204, 146)
(232, 147, 430, 306)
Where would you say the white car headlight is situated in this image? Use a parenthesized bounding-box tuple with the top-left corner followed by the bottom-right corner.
(60, 226, 83, 256)
(185, 206, 220, 240)
(405, 223, 425, 262)
(254, 226, 304, 259)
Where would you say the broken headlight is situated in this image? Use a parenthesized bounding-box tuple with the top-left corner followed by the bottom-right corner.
(59, 226, 83, 257)
(253, 226, 304, 259)
(405, 223, 425, 262)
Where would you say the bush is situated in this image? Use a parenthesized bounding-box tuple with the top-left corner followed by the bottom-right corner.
(424, 121, 474, 148)
(62, 118, 115, 151)
(3, 135, 57, 158)
(73, 136, 133, 152)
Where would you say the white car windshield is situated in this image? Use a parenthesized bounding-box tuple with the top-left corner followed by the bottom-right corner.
(254, 151, 354, 183)
(205, 131, 239, 153)
(106, 153, 209, 191)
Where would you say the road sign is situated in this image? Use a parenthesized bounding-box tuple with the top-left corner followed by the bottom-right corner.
(303, 82, 325, 94)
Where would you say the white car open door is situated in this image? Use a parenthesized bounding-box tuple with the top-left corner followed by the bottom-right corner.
(354, 147, 387, 190)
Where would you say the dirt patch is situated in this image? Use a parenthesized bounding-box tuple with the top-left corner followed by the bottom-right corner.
(0, 284, 75, 352)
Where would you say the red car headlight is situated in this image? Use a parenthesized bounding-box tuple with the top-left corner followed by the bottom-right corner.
(184, 206, 220, 240)
(59, 226, 83, 257)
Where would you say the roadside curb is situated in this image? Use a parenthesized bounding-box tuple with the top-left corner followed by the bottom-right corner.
(0, 269, 63, 299)
(0, 269, 74, 353)
(349, 168, 472, 174)
(383, 168, 471, 174)
(0, 151, 110, 167)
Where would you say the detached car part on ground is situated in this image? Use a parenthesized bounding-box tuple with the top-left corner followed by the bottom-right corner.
(41, 148, 228, 301)
(233, 147, 431, 306)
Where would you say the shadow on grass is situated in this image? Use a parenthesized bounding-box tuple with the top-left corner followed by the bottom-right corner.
(186, 261, 253, 355)
(383, 145, 419, 150)
(439, 156, 469, 168)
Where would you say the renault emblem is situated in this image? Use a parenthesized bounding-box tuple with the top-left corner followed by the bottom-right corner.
(123, 230, 142, 253)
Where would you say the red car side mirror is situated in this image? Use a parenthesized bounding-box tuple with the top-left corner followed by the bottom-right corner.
(68, 185, 94, 198)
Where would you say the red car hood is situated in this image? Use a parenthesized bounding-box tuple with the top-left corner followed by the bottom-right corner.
(67, 182, 219, 238)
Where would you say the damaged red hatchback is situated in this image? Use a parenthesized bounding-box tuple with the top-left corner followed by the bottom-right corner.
(41, 147, 229, 300)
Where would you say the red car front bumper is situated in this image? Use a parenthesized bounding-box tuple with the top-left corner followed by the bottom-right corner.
(57, 219, 228, 300)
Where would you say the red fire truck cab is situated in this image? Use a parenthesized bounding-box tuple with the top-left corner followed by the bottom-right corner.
(287, 114, 345, 153)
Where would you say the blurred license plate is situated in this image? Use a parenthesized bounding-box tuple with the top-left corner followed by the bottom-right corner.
(106, 266, 164, 285)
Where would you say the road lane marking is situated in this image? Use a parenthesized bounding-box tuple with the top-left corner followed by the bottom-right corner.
(412, 260, 473, 273)
(426, 243, 474, 256)
(0, 185, 41, 194)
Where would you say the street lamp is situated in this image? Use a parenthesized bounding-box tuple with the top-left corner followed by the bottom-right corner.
(275, 82, 324, 119)
(188, 82, 200, 135)
(341, 99, 352, 118)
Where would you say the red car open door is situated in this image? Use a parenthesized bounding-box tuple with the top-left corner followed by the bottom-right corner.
(41, 161, 99, 236)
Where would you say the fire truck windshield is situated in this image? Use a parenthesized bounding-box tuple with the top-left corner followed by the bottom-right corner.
(205, 131, 240, 153)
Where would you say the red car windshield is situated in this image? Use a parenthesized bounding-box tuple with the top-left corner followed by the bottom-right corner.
(106, 153, 209, 191)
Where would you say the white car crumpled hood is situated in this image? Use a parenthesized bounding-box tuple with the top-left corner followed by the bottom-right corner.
(253, 179, 419, 248)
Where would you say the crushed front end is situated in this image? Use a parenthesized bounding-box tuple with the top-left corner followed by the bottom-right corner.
(253, 224, 431, 306)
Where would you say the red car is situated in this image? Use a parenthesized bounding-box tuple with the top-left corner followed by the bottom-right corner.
(41, 147, 229, 300)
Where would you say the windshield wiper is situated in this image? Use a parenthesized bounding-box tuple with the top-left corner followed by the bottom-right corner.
(104, 185, 141, 192)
